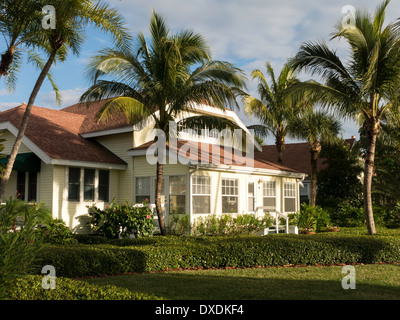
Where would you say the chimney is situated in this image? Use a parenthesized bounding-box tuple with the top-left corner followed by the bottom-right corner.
(351, 135, 356, 139)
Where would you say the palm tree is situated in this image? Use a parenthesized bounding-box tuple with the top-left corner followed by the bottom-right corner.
(0, 0, 131, 199)
(0, 0, 60, 91)
(242, 62, 307, 163)
(288, 109, 342, 207)
(288, 0, 400, 234)
(79, 10, 246, 235)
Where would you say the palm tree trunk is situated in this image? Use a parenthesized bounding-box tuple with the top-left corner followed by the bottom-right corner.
(309, 150, 318, 207)
(276, 135, 285, 163)
(0, 51, 56, 200)
(364, 131, 377, 235)
(156, 161, 167, 235)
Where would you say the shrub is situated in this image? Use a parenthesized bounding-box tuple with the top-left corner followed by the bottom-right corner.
(0, 198, 51, 298)
(293, 203, 331, 232)
(190, 213, 272, 236)
(35, 233, 400, 278)
(328, 202, 365, 227)
(87, 200, 154, 239)
(2, 275, 160, 300)
(382, 204, 400, 229)
(35, 219, 78, 245)
(168, 214, 191, 236)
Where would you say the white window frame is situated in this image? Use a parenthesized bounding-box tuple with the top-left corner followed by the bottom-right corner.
(262, 180, 276, 212)
(284, 182, 296, 213)
(192, 175, 211, 214)
(67, 167, 110, 203)
(221, 178, 239, 214)
(135, 176, 151, 204)
(169, 175, 186, 215)
(247, 181, 256, 213)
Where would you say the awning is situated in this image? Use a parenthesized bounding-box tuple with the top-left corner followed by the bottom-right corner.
(0, 153, 41, 172)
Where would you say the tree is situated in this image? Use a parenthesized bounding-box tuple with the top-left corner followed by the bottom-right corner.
(288, 0, 400, 234)
(242, 62, 306, 163)
(0, 0, 131, 199)
(0, 0, 60, 93)
(79, 10, 246, 235)
(288, 109, 342, 207)
(316, 139, 363, 208)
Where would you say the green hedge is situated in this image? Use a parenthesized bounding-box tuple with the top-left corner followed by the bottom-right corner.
(3, 275, 160, 300)
(34, 234, 400, 278)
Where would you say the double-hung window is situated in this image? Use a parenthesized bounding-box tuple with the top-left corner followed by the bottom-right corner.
(169, 176, 186, 214)
(68, 168, 81, 201)
(192, 176, 211, 214)
(263, 181, 276, 212)
(222, 178, 238, 213)
(84, 169, 95, 201)
(16, 171, 38, 201)
(135, 177, 151, 203)
(248, 182, 255, 212)
(284, 182, 296, 213)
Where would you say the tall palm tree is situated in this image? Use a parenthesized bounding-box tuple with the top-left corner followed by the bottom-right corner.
(288, 109, 342, 207)
(79, 10, 246, 235)
(242, 62, 307, 163)
(0, 0, 131, 199)
(0, 0, 60, 91)
(288, 0, 400, 234)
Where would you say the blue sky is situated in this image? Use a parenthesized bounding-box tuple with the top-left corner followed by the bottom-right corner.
(1, 0, 398, 144)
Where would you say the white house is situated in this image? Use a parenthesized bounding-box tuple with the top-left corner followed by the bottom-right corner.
(0, 100, 306, 233)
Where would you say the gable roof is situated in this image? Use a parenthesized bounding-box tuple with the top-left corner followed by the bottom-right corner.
(259, 138, 356, 179)
(62, 100, 132, 135)
(0, 104, 127, 167)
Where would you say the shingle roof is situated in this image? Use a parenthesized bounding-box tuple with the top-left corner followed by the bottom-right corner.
(62, 100, 131, 134)
(0, 104, 126, 165)
(258, 139, 356, 179)
(131, 140, 302, 173)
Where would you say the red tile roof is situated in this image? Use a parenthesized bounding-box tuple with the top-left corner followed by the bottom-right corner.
(0, 104, 126, 165)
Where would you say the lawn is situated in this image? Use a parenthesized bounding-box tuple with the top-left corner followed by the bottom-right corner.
(82, 263, 400, 300)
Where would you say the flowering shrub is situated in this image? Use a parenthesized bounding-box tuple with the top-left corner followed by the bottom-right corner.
(87, 200, 154, 239)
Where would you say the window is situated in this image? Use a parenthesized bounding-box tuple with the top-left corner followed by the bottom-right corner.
(28, 172, 37, 201)
(16, 171, 38, 201)
(84, 169, 95, 201)
(98, 170, 110, 202)
(135, 177, 151, 203)
(68, 168, 80, 201)
(248, 182, 255, 212)
(222, 178, 238, 213)
(284, 182, 296, 213)
(169, 176, 186, 214)
(16, 171, 26, 200)
(192, 176, 211, 214)
(263, 181, 276, 211)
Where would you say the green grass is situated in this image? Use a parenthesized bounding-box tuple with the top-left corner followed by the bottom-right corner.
(82, 263, 400, 300)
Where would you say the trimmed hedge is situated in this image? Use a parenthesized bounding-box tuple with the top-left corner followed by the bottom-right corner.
(34, 234, 400, 278)
(3, 275, 160, 300)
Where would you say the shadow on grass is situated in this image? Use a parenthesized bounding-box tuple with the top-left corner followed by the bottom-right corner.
(83, 268, 400, 300)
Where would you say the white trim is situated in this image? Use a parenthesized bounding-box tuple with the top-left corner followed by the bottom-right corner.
(0, 121, 52, 164)
(127, 149, 148, 157)
(0, 121, 127, 170)
(191, 164, 306, 179)
(49, 159, 126, 170)
(80, 125, 135, 138)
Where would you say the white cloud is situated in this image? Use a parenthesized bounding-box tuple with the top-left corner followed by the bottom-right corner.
(37, 87, 86, 109)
